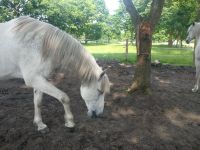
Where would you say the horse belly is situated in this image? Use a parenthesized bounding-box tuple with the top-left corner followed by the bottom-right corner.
(0, 44, 22, 79)
(0, 56, 22, 80)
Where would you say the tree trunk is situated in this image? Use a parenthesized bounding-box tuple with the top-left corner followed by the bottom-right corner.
(180, 40, 183, 48)
(128, 22, 152, 93)
(123, 0, 165, 94)
(130, 26, 134, 45)
(168, 34, 173, 47)
(107, 36, 110, 43)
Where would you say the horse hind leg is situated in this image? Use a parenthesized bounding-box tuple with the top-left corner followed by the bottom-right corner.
(24, 75, 75, 131)
(33, 89, 49, 133)
(192, 64, 200, 92)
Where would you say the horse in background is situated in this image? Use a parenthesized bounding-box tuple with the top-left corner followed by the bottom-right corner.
(0, 16, 110, 132)
(186, 22, 200, 92)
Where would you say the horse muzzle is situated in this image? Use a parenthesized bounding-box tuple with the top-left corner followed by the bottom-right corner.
(88, 110, 103, 118)
(186, 37, 192, 44)
(186, 39, 190, 44)
(91, 111, 97, 118)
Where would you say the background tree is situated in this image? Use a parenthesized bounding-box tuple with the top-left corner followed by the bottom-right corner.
(0, 0, 109, 41)
(147, 0, 200, 47)
(0, 0, 47, 21)
(84, 0, 108, 43)
(111, 3, 134, 43)
(123, 0, 165, 93)
(84, 23, 102, 43)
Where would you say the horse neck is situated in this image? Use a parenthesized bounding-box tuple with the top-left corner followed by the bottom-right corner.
(196, 37, 200, 43)
(194, 23, 200, 40)
(79, 49, 102, 84)
(195, 37, 200, 54)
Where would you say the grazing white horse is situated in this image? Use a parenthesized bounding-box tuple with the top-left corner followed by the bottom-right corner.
(186, 22, 200, 92)
(0, 16, 110, 132)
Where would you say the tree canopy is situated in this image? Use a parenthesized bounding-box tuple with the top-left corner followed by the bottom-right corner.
(0, 0, 200, 44)
(155, 0, 200, 46)
(0, 0, 109, 42)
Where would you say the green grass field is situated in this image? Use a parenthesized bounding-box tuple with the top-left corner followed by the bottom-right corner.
(84, 43, 194, 66)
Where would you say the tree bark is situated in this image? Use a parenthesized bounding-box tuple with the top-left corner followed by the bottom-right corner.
(168, 34, 173, 47)
(123, 0, 141, 27)
(128, 22, 152, 93)
(123, 0, 165, 93)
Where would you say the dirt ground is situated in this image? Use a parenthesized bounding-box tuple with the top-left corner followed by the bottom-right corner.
(1, 61, 200, 150)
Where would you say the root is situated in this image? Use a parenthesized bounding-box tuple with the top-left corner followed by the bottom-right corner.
(127, 81, 139, 93)
(127, 81, 151, 95)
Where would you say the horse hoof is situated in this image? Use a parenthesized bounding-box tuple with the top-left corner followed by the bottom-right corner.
(39, 127, 49, 134)
(65, 127, 75, 132)
(192, 88, 198, 93)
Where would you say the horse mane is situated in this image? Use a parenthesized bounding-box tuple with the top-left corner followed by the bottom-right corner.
(100, 74, 110, 94)
(12, 16, 101, 84)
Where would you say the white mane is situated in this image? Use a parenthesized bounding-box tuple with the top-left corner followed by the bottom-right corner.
(12, 16, 101, 84)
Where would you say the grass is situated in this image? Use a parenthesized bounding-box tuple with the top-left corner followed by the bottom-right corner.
(84, 43, 194, 66)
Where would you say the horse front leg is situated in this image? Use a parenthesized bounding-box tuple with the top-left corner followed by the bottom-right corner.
(33, 89, 49, 133)
(25, 76, 75, 131)
(192, 65, 200, 92)
(192, 77, 200, 92)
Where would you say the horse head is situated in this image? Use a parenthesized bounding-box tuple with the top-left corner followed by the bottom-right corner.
(80, 70, 110, 118)
(186, 22, 196, 44)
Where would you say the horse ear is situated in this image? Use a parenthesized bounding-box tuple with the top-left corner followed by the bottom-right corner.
(98, 69, 108, 81)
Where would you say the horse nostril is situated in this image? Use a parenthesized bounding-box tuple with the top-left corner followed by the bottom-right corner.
(92, 111, 97, 118)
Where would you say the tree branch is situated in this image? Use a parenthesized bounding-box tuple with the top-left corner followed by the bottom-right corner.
(149, 0, 165, 31)
(123, 0, 141, 27)
(141, 0, 151, 12)
(197, 0, 200, 21)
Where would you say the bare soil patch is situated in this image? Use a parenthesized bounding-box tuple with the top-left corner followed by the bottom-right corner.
(0, 61, 200, 150)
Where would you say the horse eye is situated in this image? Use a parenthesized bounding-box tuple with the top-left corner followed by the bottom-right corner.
(97, 89, 103, 95)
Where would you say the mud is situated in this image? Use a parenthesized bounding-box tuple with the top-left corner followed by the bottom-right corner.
(1, 61, 200, 150)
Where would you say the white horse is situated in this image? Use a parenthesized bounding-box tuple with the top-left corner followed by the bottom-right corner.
(186, 22, 200, 92)
(0, 16, 110, 132)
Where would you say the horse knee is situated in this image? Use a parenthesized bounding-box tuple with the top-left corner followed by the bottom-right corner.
(60, 94, 70, 104)
(35, 100, 42, 108)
